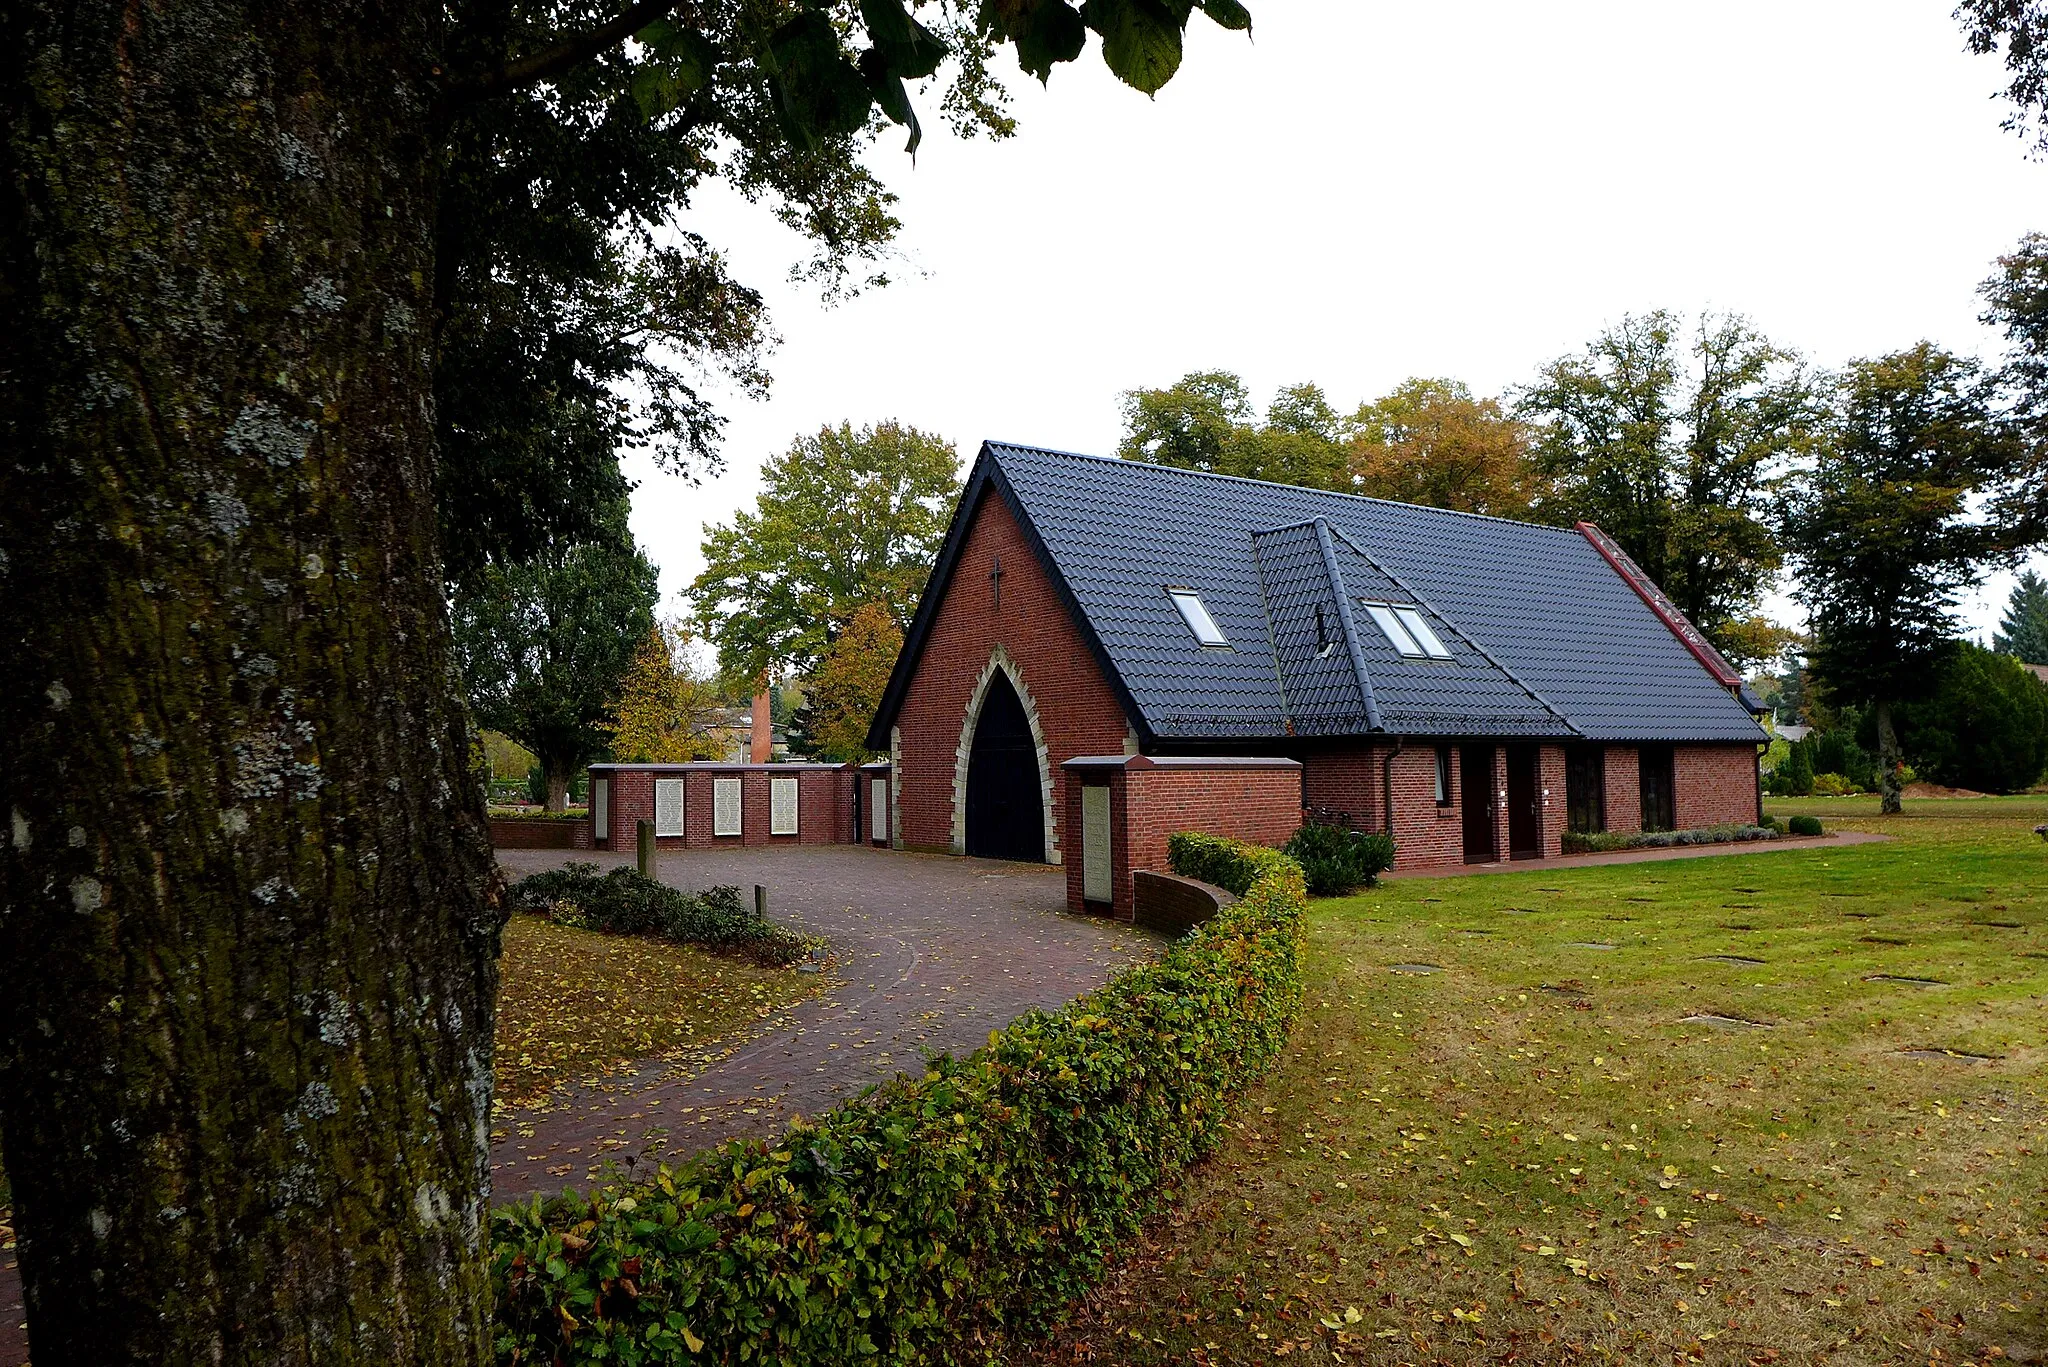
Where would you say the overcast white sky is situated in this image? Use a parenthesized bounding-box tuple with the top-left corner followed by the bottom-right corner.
(627, 0, 2048, 651)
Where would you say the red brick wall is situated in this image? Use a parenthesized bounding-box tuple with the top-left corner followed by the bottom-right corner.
(895, 489, 1134, 860)
(589, 765, 854, 850)
(1299, 745, 1479, 871)
(1675, 744, 1761, 829)
(1063, 758, 1300, 917)
(1539, 744, 1567, 858)
(1603, 746, 1642, 835)
(487, 818, 582, 849)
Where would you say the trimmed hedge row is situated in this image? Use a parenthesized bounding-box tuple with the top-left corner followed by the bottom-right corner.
(1560, 822, 1780, 855)
(490, 836, 1308, 1365)
(506, 863, 811, 966)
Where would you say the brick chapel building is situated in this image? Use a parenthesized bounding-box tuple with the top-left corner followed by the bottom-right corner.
(864, 442, 1770, 916)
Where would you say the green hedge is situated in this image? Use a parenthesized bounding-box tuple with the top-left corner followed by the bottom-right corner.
(1163, 830, 1295, 896)
(506, 863, 810, 966)
(491, 837, 1307, 1364)
(1281, 823, 1397, 895)
(1560, 822, 1779, 855)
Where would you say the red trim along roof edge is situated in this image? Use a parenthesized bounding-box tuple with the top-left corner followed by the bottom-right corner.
(1574, 521, 1745, 690)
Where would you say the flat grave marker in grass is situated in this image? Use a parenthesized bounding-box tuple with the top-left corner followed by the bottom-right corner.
(1896, 1047, 1998, 1063)
(1387, 963, 1441, 975)
(1863, 972, 1948, 986)
(1678, 1012, 1774, 1029)
(1697, 954, 1766, 964)
(1564, 940, 1616, 950)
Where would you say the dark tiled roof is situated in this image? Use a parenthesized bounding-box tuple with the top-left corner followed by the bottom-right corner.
(871, 443, 1768, 747)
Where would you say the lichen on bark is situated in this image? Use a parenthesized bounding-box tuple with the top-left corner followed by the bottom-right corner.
(0, 1, 501, 1359)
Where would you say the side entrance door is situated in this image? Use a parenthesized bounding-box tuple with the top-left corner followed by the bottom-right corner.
(965, 671, 1045, 861)
(1506, 744, 1541, 859)
(1460, 744, 1496, 864)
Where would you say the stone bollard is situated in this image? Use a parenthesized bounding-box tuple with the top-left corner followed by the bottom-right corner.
(637, 819, 655, 880)
(754, 883, 767, 919)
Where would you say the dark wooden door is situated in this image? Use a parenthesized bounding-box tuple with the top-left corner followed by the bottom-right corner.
(1506, 744, 1541, 858)
(1638, 744, 1675, 833)
(1565, 745, 1605, 834)
(1460, 744, 1495, 864)
(965, 672, 1044, 861)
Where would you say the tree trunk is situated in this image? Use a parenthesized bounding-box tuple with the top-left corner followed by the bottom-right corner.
(545, 765, 572, 815)
(1875, 699, 1904, 816)
(0, 3, 501, 1360)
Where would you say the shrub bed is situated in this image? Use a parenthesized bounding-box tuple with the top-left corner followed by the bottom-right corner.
(506, 863, 810, 967)
(1786, 814, 1824, 837)
(1282, 822, 1396, 895)
(1560, 822, 1780, 855)
(490, 836, 1308, 1365)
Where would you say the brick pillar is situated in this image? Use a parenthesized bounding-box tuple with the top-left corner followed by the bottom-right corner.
(749, 687, 772, 764)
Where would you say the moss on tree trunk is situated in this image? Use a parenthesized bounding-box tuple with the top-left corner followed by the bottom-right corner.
(0, 1, 501, 1359)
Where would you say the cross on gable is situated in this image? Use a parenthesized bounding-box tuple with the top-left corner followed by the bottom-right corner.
(990, 554, 1002, 611)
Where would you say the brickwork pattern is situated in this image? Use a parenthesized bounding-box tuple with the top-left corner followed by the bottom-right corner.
(895, 492, 1132, 860)
(487, 818, 581, 850)
(589, 766, 857, 851)
(1675, 743, 1762, 829)
(1062, 759, 1300, 917)
(1603, 746, 1642, 835)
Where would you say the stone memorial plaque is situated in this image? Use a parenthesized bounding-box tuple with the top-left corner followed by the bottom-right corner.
(1082, 784, 1111, 904)
(870, 777, 887, 842)
(713, 776, 743, 836)
(654, 778, 684, 837)
(592, 777, 609, 841)
(770, 775, 799, 835)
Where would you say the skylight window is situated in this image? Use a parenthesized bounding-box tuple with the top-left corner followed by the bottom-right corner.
(1364, 602, 1454, 660)
(1394, 607, 1453, 659)
(1167, 588, 1230, 647)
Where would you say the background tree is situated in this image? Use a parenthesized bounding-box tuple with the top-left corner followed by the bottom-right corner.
(1518, 311, 1820, 655)
(1994, 567, 2048, 660)
(1, 0, 1251, 1350)
(452, 515, 659, 810)
(1347, 377, 1547, 518)
(1893, 642, 2048, 793)
(791, 602, 904, 763)
(691, 421, 959, 679)
(1782, 343, 2029, 813)
(603, 621, 728, 763)
(1118, 371, 1350, 490)
(1978, 232, 2048, 543)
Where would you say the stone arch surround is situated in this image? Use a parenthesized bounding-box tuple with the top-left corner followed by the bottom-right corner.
(950, 644, 1058, 862)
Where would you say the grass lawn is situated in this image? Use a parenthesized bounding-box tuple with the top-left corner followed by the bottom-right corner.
(492, 912, 820, 1112)
(1020, 796, 2048, 1366)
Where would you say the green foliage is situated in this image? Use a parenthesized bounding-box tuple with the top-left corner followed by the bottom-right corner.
(1780, 737, 1815, 795)
(1282, 822, 1397, 896)
(1118, 371, 1352, 491)
(1995, 569, 2048, 663)
(1559, 822, 1778, 854)
(1166, 830, 1296, 896)
(490, 838, 1307, 1363)
(1787, 814, 1825, 836)
(506, 864, 809, 966)
(1784, 343, 2027, 715)
(452, 504, 659, 809)
(1894, 642, 2048, 793)
(791, 601, 903, 762)
(691, 422, 960, 679)
(1518, 311, 1819, 658)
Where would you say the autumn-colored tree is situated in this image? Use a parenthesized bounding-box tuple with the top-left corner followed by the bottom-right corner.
(794, 603, 904, 763)
(1348, 378, 1548, 518)
(604, 622, 727, 763)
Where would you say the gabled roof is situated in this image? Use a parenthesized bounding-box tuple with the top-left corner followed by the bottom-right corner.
(870, 442, 1768, 748)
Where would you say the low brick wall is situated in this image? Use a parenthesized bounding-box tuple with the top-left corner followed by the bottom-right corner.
(1062, 755, 1302, 917)
(1132, 869, 1237, 938)
(488, 817, 584, 850)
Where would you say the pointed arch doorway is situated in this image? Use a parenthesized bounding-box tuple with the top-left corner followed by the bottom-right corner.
(964, 670, 1046, 861)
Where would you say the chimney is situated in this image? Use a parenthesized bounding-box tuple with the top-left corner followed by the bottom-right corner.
(749, 685, 772, 764)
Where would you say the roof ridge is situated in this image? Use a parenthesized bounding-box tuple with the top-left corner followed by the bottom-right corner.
(982, 440, 1586, 537)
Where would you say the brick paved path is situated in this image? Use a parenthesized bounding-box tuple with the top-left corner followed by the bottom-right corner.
(0, 845, 1152, 1365)
(489, 844, 1156, 1200)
